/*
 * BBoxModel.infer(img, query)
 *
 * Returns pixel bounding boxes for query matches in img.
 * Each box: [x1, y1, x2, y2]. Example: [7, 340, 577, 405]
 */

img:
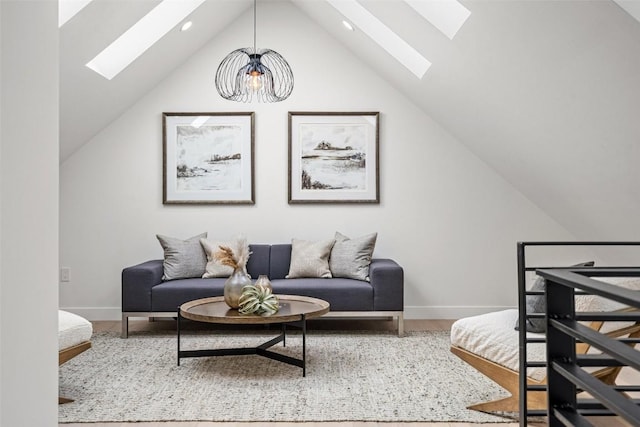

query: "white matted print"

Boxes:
[288, 112, 379, 203]
[163, 112, 254, 204]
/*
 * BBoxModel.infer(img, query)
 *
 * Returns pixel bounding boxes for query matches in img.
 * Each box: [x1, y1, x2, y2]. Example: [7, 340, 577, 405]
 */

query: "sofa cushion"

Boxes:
[269, 244, 292, 279]
[152, 277, 375, 312]
[151, 278, 225, 311]
[271, 278, 373, 311]
[247, 244, 271, 278]
[156, 233, 207, 281]
[451, 309, 547, 381]
[286, 238, 335, 279]
[330, 231, 377, 282]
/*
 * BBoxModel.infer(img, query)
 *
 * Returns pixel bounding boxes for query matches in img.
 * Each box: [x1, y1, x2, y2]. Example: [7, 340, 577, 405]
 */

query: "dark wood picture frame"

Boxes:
[163, 112, 255, 205]
[288, 111, 380, 204]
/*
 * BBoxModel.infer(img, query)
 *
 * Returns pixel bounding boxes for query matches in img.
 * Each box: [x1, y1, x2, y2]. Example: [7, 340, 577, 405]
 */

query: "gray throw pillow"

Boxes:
[515, 261, 595, 332]
[156, 233, 207, 281]
[329, 232, 378, 281]
[286, 238, 336, 279]
[516, 276, 548, 333]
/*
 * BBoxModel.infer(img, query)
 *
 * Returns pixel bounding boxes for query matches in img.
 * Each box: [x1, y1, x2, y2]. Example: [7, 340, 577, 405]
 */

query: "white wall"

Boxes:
[1, 1, 59, 425]
[0, 1, 3, 414]
[376, 0, 640, 244]
[60, 1, 575, 320]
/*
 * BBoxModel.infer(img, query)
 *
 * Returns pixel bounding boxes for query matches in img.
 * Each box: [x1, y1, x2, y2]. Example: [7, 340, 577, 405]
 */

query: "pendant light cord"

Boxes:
[253, 0, 257, 53]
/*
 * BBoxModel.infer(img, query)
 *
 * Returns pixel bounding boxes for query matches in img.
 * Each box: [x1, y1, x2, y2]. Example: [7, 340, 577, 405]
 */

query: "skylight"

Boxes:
[86, 0, 206, 80]
[404, 0, 470, 40]
[326, 0, 431, 79]
[59, 0, 93, 27]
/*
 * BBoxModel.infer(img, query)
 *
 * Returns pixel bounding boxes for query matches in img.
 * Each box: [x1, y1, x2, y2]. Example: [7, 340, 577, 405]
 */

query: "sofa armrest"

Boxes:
[122, 260, 164, 312]
[369, 258, 404, 311]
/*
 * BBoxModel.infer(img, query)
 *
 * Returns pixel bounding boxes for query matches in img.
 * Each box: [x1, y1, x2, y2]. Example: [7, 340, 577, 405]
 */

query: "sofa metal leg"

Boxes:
[121, 314, 128, 338]
[397, 313, 404, 337]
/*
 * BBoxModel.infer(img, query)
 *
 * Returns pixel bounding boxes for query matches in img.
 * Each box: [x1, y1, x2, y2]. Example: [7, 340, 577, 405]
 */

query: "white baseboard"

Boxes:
[60, 306, 516, 321]
[59, 307, 122, 321]
[404, 305, 516, 320]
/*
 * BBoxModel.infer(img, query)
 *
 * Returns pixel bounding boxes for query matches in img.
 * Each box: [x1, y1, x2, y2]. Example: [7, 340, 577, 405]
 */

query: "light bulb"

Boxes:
[248, 71, 262, 91]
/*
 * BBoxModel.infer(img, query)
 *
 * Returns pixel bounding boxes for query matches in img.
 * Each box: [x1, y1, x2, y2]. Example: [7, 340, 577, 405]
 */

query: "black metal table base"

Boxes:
[177, 312, 308, 376]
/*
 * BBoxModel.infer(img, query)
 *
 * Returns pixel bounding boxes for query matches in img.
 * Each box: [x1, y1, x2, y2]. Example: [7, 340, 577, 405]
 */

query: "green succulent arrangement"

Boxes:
[238, 283, 280, 316]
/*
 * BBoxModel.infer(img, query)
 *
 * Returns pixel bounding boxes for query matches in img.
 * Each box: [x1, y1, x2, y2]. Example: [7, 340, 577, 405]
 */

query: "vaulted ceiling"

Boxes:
[60, 0, 253, 160]
[60, 0, 640, 241]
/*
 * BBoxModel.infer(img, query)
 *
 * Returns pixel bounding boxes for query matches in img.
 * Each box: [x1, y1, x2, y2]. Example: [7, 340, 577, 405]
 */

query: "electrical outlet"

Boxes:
[60, 267, 70, 283]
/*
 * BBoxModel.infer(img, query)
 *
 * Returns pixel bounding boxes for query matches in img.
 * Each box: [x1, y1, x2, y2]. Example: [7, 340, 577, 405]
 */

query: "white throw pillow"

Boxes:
[329, 232, 377, 281]
[200, 238, 235, 278]
[286, 238, 336, 279]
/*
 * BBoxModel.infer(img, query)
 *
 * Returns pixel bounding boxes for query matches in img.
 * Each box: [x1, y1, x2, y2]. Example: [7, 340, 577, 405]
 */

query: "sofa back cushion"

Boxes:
[247, 244, 271, 278]
[269, 244, 292, 279]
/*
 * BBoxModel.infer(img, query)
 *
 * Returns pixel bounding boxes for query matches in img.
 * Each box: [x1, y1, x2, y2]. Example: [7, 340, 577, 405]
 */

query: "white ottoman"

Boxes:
[59, 310, 92, 403]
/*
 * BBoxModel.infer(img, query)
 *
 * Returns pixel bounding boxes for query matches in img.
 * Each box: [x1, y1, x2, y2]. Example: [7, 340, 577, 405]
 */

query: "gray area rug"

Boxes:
[59, 330, 512, 423]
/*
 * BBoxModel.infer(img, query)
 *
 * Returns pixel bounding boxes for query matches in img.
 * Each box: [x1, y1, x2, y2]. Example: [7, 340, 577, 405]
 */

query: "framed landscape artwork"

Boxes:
[163, 112, 254, 204]
[288, 112, 379, 204]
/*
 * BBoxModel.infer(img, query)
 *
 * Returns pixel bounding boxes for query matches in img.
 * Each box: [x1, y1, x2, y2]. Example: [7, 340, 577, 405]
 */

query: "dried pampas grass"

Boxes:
[213, 236, 251, 270]
[214, 246, 237, 269]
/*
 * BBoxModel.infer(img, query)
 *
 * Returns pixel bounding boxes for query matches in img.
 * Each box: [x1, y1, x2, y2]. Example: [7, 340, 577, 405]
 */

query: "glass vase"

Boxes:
[255, 274, 272, 292]
[224, 267, 252, 309]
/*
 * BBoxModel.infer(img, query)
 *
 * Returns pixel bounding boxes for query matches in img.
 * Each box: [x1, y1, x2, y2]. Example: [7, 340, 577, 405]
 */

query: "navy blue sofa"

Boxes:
[121, 244, 404, 337]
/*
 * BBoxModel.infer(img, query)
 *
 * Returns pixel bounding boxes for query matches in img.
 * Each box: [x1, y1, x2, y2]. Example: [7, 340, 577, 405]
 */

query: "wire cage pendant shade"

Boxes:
[216, 48, 293, 102]
[215, 1, 293, 102]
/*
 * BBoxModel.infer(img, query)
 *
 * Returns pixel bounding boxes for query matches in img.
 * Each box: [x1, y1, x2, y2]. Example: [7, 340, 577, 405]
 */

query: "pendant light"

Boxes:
[215, 0, 294, 102]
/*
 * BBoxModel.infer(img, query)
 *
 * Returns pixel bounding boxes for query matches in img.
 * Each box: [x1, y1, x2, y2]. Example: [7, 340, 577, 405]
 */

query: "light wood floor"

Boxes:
[60, 319, 631, 427]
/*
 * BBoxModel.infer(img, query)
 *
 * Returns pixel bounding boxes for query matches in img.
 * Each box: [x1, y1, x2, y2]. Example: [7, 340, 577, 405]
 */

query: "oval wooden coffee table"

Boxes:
[177, 295, 330, 377]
